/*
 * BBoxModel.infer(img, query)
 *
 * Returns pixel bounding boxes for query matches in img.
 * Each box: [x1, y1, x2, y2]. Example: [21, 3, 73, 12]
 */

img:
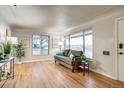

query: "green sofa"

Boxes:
[54, 49, 83, 72]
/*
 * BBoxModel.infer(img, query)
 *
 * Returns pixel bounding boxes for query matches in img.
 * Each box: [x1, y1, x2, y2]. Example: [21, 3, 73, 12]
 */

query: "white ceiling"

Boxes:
[0, 5, 122, 34]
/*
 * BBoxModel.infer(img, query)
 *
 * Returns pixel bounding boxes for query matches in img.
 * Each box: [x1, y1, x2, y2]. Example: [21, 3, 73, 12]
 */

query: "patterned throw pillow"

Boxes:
[69, 53, 75, 60]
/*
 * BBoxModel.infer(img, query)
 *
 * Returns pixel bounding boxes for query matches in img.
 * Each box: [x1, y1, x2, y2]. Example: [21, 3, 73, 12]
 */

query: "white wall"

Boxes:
[12, 30, 61, 63]
[63, 7, 124, 79]
[11, 7, 124, 79]
[0, 21, 9, 42]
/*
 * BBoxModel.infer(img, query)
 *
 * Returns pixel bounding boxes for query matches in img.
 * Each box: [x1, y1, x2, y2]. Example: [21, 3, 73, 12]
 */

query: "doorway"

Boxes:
[116, 17, 124, 82]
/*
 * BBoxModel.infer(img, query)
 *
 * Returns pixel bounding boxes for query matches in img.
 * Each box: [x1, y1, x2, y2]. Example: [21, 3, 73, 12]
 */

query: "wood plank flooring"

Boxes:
[0, 60, 124, 88]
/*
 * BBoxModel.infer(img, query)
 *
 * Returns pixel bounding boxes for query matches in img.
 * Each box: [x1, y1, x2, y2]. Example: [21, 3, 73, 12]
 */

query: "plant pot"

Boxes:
[5, 54, 11, 59]
[18, 61, 23, 64]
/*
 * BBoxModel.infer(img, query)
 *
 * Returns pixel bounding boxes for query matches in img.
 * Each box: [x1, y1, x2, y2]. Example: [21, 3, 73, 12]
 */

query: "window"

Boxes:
[64, 29, 93, 58]
[84, 30, 92, 58]
[70, 32, 83, 51]
[32, 35, 49, 55]
[64, 36, 70, 49]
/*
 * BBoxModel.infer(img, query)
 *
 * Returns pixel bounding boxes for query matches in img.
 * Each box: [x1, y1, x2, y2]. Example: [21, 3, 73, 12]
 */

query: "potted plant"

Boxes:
[3, 43, 12, 59]
[0, 71, 5, 78]
[15, 42, 25, 64]
[80, 55, 87, 62]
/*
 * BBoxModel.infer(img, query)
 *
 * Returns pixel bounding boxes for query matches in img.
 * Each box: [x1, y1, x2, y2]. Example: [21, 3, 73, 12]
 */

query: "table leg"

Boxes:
[88, 64, 89, 75]
[83, 64, 85, 76]
[55, 60, 56, 64]
[10, 60, 12, 76]
[13, 58, 14, 79]
[0, 67, 1, 81]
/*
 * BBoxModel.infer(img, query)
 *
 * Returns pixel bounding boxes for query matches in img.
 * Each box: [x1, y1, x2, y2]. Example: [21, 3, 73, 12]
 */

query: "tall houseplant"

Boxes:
[15, 42, 25, 63]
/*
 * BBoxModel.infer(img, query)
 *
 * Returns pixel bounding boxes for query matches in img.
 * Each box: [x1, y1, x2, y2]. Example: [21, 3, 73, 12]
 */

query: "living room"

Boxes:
[0, 5, 124, 88]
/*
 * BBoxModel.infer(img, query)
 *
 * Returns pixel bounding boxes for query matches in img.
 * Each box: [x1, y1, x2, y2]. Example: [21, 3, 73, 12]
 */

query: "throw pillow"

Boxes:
[69, 53, 75, 60]
[67, 49, 72, 57]
[64, 49, 70, 56]
[56, 52, 64, 56]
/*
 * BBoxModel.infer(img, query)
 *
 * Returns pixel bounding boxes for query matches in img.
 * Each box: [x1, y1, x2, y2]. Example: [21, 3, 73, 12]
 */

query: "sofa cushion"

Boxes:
[71, 50, 83, 57]
[54, 55, 72, 65]
[63, 49, 70, 56]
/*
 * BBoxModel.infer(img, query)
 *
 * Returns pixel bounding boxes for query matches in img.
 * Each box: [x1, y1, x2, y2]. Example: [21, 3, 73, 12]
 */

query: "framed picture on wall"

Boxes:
[52, 38, 59, 48]
[19, 36, 30, 48]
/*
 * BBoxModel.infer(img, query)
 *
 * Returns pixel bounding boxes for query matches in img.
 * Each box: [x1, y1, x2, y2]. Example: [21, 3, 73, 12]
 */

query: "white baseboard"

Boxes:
[23, 59, 54, 63]
[90, 69, 116, 80]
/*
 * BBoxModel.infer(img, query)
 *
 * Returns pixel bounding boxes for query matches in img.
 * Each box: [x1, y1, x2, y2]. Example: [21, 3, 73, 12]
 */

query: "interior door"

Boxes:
[118, 19, 124, 82]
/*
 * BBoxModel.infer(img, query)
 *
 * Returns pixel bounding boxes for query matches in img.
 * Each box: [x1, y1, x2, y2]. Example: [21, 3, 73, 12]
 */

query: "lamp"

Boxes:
[58, 41, 63, 46]
[58, 41, 63, 51]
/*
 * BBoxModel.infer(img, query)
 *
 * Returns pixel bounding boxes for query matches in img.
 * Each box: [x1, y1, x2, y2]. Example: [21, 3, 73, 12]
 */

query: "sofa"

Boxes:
[54, 49, 83, 72]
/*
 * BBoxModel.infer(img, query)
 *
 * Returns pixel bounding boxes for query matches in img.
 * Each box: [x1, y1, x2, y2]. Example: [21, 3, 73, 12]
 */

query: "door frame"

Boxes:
[115, 16, 124, 80]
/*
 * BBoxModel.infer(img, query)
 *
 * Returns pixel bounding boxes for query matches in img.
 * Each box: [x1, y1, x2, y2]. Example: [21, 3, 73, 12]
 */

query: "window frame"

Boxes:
[70, 32, 83, 51]
[83, 30, 93, 58]
[64, 36, 70, 50]
[32, 35, 50, 56]
[64, 28, 93, 58]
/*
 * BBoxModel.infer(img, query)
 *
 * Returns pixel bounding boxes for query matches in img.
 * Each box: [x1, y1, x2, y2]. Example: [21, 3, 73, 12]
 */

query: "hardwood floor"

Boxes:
[0, 60, 124, 88]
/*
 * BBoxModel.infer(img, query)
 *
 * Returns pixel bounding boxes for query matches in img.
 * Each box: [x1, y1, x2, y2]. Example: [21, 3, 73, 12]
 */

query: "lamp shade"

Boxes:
[58, 41, 63, 46]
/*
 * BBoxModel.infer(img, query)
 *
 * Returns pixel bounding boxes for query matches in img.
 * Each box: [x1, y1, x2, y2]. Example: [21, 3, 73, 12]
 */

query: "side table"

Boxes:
[79, 61, 89, 76]
[0, 57, 14, 82]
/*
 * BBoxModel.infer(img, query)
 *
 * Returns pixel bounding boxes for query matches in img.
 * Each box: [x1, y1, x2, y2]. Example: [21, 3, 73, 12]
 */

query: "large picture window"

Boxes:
[64, 29, 93, 58]
[70, 32, 83, 51]
[32, 35, 49, 55]
[64, 36, 70, 49]
[84, 30, 92, 58]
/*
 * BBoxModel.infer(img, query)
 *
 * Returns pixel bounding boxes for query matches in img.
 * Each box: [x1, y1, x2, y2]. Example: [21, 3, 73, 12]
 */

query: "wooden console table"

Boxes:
[0, 57, 14, 82]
